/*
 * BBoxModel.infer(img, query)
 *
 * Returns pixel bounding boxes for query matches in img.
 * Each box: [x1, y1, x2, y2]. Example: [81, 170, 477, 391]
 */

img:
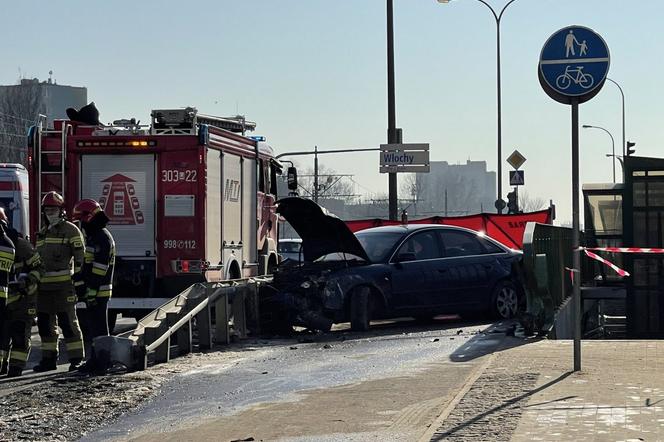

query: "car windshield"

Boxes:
[355, 231, 404, 263]
[279, 241, 301, 253]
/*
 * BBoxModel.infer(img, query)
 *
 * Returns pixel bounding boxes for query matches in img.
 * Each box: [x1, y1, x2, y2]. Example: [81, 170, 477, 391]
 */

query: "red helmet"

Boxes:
[42, 191, 65, 208]
[72, 199, 103, 223]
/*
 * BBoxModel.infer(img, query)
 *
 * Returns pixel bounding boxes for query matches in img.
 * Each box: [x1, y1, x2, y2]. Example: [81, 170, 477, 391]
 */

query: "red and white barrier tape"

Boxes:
[581, 246, 664, 254]
[582, 249, 630, 277]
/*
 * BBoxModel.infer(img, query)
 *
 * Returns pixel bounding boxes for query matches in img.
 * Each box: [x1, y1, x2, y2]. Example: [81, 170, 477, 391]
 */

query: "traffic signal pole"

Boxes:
[387, 0, 398, 221]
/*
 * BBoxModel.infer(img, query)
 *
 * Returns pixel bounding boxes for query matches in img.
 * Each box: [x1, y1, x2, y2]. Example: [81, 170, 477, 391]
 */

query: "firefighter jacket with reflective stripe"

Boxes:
[83, 228, 115, 299]
[35, 220, 85, 291]
[7, 230, 43, 305]
[0, 229, 15, 306]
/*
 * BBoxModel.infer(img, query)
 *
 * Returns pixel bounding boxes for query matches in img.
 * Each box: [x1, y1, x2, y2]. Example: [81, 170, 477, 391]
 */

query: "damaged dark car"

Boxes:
[268, 198, 524, 332]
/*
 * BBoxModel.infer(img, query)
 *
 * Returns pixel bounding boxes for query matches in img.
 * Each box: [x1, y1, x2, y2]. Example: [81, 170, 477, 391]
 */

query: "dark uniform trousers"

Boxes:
[82, 227, 115, 342]
[0, 233, 42, 371]
[0, 238, 15, 367]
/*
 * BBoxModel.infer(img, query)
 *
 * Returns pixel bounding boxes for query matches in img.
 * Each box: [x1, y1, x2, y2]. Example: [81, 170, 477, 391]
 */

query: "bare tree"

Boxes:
[0, 80, 44, 164]
[297, 164, 357, 204]
[518, 190, 548, 212]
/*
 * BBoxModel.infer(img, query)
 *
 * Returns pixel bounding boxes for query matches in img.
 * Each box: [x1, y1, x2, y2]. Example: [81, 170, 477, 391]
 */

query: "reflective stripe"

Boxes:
[0, 245, 15, 254]
[26, 285, 37, 295]
[91, 267, 107, 276]
[70, 237, 83, 248]
[44, 238, 67, 244]
[97, 283, 112, 297]
[9, 350, 28, 362]
[29, 270, 41, 282]
[26, 253, 41, 266]
[66, 341, 83, 350]
[41, 341, 58, 350]
[44, 270, 72, 277]
[74, 280, 84, 287]
[84, 252, 94, 263]
[85, 247, 95, 253]
[93, 262, 109, 271]
[41, 274, 72, 283]
[0, 350, 5, 359]
[0, 287, 7, 299]
[7, 294, 21, 304]
[74, 265, 82, 273]
[86, 288, 98, 298]
[35, 240, 45, 247]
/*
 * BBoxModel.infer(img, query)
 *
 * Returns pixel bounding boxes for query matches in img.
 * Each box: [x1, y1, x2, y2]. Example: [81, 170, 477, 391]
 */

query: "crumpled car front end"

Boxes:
[271, 260, 367, 332]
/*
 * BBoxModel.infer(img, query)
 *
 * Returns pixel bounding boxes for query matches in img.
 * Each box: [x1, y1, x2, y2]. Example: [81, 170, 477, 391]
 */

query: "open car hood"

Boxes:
[277, 197, 370, 262]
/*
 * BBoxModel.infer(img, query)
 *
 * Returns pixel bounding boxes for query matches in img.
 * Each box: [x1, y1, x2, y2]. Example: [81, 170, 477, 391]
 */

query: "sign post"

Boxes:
[379, 143, 430, 174]
[539, 25, 610, 372]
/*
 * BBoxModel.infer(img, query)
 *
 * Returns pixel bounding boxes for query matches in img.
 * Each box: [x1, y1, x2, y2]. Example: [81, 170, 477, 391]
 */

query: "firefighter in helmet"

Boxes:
[0, 207, 42, 377]
[33, 191, 86, 372]
[0, 210, 15, 374]
[72, 199, 115, 371]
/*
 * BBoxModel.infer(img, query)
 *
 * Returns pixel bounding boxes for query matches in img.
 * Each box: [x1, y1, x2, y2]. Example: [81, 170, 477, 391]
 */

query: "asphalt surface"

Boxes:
[83, 316, 512, 441]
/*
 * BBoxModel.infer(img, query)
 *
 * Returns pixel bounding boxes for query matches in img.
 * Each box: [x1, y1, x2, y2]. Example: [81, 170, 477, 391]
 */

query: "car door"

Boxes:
[389, 230, 444, 313]
[437, 230, 496, 308]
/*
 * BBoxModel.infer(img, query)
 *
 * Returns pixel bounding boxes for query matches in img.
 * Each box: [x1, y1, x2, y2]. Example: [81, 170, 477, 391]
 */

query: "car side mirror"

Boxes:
[287, 166, 298, 190]
[395, 252, 416, 264]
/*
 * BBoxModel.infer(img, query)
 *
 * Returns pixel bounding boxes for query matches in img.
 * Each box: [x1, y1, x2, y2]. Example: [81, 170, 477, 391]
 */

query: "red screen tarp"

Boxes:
[344, 209, 553, 250]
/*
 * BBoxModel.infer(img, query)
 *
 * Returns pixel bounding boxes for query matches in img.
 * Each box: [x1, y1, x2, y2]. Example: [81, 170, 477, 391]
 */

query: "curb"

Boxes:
[417, 352, 496, 442]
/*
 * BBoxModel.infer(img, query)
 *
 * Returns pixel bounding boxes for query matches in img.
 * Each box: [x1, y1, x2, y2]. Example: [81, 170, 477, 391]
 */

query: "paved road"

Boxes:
[84, 316, 515, 442]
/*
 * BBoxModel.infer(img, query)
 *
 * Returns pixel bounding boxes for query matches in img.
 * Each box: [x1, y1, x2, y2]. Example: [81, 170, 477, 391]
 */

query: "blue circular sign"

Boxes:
[539, 26, 610, 102]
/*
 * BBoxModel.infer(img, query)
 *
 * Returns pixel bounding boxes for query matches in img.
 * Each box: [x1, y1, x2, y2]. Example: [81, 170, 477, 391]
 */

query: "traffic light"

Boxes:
[507, 190, 518, 214]
[626, 141, 636, 157]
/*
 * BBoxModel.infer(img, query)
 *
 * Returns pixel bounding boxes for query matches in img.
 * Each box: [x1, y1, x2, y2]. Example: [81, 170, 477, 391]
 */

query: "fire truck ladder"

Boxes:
[35, 119, 70, 230]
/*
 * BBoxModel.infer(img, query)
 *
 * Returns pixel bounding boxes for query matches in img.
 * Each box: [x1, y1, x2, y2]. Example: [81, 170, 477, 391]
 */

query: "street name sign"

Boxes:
[509, 170, 525, 186]
[379, 143, 430, 173]
[507, 150, 526, 170]
[539, 25, 610, 104]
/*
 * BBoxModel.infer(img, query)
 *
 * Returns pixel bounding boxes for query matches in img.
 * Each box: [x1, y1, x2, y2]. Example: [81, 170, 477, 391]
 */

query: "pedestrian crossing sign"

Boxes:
[509, 170, 525, 186]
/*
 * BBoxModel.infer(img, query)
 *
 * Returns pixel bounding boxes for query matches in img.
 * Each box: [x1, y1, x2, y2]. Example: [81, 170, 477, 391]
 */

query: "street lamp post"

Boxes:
[583, 124, 616, 183]
[438, 0, 519, 213]
[606, 78, 626, 158]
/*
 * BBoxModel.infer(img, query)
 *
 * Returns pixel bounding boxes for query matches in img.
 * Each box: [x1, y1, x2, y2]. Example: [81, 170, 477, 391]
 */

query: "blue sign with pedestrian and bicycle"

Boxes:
[539, 26, 610, 100]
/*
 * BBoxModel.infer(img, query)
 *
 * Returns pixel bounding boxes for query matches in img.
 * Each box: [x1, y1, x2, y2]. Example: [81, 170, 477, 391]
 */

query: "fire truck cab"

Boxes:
[0, 164, 30, 235]
[28, 107, 282, 317]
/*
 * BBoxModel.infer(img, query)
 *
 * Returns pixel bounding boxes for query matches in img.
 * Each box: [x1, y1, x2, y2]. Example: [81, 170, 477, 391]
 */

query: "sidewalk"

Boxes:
[426, 340, 664, 441]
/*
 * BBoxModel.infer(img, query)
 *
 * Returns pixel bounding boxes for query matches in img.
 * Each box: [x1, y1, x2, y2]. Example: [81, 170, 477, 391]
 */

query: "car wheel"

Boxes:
[350, 286, 371, 331]
[491, 280, 519, 319]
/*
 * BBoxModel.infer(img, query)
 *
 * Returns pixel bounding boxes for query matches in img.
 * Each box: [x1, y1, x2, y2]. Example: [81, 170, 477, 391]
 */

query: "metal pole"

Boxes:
[572, 99, 581, 372]
[387, 0, 398, 221]
[314, 145, 319, 203]
[495, 18, 502, 214]
[607, 78, 626, 158]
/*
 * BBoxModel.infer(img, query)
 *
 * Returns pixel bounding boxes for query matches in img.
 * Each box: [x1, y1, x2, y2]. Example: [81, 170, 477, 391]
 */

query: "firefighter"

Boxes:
[0, 208, 42, 377]
[0, 212, 15, 375]
[33, 191, 86, 372]
[71, 199, 115, 371]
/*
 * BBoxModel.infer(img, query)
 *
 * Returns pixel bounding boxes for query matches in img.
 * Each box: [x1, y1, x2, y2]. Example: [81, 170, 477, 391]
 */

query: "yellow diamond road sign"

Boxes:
[507, 150, 526, 170]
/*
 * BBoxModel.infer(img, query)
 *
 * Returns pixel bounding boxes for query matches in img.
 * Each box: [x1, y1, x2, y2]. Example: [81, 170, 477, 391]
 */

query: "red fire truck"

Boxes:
[27, 107, 282, 321]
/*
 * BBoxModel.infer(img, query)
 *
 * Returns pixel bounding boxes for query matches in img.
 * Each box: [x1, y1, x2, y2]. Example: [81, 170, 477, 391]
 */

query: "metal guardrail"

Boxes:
[521, 222, 578, 336]
[91, 276, 273, 371]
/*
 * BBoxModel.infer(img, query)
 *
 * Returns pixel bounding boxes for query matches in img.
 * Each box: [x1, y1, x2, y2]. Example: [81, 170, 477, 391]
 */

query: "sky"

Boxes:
[2, 0, 663, 223]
